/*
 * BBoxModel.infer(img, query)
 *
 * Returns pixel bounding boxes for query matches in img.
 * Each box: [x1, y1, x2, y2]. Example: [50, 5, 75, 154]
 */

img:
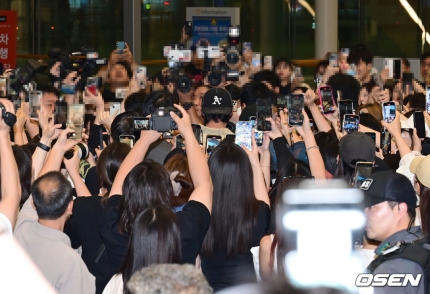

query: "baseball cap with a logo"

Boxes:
[359, 171, 417, 209]
[202, 88, 233, 115]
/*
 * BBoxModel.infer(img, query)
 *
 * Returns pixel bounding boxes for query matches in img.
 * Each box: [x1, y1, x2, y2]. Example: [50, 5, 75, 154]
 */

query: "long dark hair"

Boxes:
[12, 146, 32, 205]
[98, 142, 131, 203]
[120, 206, 182, 294]
[118, 161, 173, 235]
[200, 143, 260, 257]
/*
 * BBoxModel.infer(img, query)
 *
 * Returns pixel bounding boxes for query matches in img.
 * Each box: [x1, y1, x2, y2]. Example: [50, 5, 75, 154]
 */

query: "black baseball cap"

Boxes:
[202, 88, 233, 115]
[339, 132, 375, 168]
[359, 171, 417, 209]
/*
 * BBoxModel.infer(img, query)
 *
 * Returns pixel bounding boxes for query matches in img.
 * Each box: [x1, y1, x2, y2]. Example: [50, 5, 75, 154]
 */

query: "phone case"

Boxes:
[318, 86, 335, 114]
[235, 121, 252, 151]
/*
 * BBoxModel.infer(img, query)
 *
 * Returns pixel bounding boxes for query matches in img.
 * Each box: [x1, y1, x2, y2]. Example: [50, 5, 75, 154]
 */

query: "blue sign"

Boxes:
[192, 16, 231, 46]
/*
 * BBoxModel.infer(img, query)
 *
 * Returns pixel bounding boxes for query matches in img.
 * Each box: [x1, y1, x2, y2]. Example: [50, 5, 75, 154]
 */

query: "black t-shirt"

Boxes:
[239, 104, 256, 121]
[99, 196, 210, 272]
[279, 84, 292, 95]
[64, 195, 112, 294]
[200, 201, 271, 292]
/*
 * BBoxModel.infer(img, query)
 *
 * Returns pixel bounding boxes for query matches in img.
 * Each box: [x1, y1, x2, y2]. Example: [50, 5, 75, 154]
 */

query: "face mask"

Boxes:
[236, 106, 242, 116]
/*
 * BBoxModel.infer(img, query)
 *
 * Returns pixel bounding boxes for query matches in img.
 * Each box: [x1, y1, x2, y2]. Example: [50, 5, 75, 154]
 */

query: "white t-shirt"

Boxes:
[103, 274, 123, 294]
[0, 212, 12, 235]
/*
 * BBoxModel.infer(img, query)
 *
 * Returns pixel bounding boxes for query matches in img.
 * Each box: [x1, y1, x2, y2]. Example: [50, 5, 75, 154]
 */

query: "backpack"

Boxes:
[367, 236, 430, 294]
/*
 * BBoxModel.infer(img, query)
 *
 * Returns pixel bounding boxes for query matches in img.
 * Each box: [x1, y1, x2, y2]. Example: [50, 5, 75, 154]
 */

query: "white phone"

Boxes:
[110, 102, 120, 117]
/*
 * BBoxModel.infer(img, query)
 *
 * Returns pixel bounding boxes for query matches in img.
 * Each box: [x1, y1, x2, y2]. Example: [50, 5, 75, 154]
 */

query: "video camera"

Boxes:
[165, 45, 193, 93]
[9, 59, 47, 94]
[133, 107, 182, 133]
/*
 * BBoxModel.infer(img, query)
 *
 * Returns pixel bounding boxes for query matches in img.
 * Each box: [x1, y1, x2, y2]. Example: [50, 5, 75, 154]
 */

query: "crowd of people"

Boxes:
[2, 26, 430, 294]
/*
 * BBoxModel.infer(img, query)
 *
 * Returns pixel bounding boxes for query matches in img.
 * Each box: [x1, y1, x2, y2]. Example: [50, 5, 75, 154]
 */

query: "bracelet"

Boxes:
[37, 142, 51, 152]
[306, 145, 319, 151]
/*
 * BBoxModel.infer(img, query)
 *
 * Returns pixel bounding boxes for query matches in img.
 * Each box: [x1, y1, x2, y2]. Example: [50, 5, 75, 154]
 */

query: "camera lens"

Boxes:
[226, 51, 239, 65]
[208, 71, 222, 87]
[176, 76, 192, 93]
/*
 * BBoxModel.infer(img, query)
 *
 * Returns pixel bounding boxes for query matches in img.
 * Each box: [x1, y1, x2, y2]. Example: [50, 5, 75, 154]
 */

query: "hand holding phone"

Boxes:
[116, 41, 125, 54]
[343, 114, 360, 134]
[353, 162, 373, 188]
[235, 121, 253, 151]
[288, 94, 304, 126]
[318, 86, 335, 114]
[382, 102, 396, 124]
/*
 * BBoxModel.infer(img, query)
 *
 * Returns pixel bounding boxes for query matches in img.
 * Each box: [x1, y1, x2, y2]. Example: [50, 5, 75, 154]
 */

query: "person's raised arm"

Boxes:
[109, 128, 162, 197]
[295, 110, 326, 180]
[63, 150, 92, 197]
[304, 89, 332, 133]
[266, 115, 294, 171]
[32, 110, 62, 181]
[170, 104, 213, 212]
[0, 99, 21, 228]
[241, 133, 270, 207]
[381, 111, 411, 159]
[13, 109, 26, 145]
[258, 133, 271, 192]
[38, 129, 80, 178]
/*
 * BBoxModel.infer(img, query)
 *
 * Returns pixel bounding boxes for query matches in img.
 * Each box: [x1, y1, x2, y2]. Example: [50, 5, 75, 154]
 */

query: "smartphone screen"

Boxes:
[294, 67, 302, 77]
[263, 56, 273, 70]
[338, 100, 353, 130]
[426, 86, 430, 113]
[354, 162, 373, 188]
[252, 53, 261, 67]
[136, 66, 147, 89]
[242, 42, 252, 53]
[365, 132, 376, 145]
[29, 90, 42, 119]
[414, 111, 426, 139]
[402, 72, 413, 93]
[277, 96, 289, 109]
[86, 77, 99, 96]
[120, 135, 135, 148]
[255, 130, 263, 147]
[319, 86, 335, 114]
[116, 41, 125, 54]
[249, 116, 257, 129]
[288, 94, 304, 126]
[176, 135, 185, 149]
[235, 121, 253, 151]
[133, 117, 150, 131]
[381, 129, 391, 155]
[256, 98, 272, 131]
[206, 136, 221, 156]
[343, 114, 360, 134]
[192, 124, 203, 145]
[67, 104, 85, 139]
[329, 53, 339, 67]
[382, 102, 396, 123]
[110, 102, 120, 117]
[54, 100, 68, 129]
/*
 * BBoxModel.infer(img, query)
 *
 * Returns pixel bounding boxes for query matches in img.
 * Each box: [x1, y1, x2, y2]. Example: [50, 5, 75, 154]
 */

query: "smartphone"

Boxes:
[116, 41, 125, 54]
[318, 86, 335, 114]
[54, 100, 68, 129]
[385, 58, 401, 80]
[256, 98, 272, 131]
[206, 135, 222, 156]
[235, 121, 253, 151]
[338, 100, 354, 131]
[382, 101, 396, 124]
[86, 77, 99, 96]
[365, 132, 376, 145]
[249, 116, 257, 129]
[110, 102, 120, 117]
[289, 94, 304, 126]
[163, 46, 172, 58]
[184, 21, 192, 37]
[402, 72, 413, 93]
[119, 135, 135, 148]
[98, 128, 105, 151]
[294, 67, 302, 78]
[136, 66, 147, 90]
[414, 111, 426, 139]
[381, 128, 391, 156]
[343, 114, 360, 134]
[29, 90, 42, 119]
[176, 134, 185, 149]
[132, 117, 150, 131]
[255, 130, 263, 147]
[329, 52, 339, 67]
[67, 104, 85, 139]
[426, 86, 430, 113]
[277, 96, 289, 109]
[242, 42, 252, 53]
[263, 56, 273, 70]
[340, 48, 350, 58]
[252, 53, 261, 67]
[354, 162, 373, 188]
[191, 124, 203, 145]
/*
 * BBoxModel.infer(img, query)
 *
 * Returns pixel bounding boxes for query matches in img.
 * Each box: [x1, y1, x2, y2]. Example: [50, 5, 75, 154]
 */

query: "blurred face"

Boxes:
[369, 85, 381, 103]
[364, 201, 398, 241]
[109, 64, 130, 84]
[359, 88, 369, 105]
[193, 86, 208, 118]
[275, 62, 291, 82]
[356, 60, 372, 82]
[41, 92, 58, 115]
[420, 57, 430, 80]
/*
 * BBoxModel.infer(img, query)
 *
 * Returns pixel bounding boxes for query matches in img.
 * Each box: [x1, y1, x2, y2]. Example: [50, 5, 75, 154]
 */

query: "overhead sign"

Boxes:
[186, 7, 240, 47]
[0, 10, 17, 69]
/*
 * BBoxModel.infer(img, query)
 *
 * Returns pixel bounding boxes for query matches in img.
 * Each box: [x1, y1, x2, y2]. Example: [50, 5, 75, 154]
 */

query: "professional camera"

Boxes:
[151, 107, 182, 132]
[225, 26, 241, 66]
[9, 59, 47, 94]
[64, 142, 89, 160]
[0, 102, 17, 127]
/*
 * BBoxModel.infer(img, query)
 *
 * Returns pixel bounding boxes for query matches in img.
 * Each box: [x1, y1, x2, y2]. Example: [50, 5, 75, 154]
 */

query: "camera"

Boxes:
[197, 46, 221, 59]
[0, 102, 17, 127]
[64, 142, 89, 160]
[168, 49, 192, 63]
[9, 59, 47, 94]
[167, 67, 193, 93]
[151, 107, 182, 132]
[227, 26, 240, 46]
